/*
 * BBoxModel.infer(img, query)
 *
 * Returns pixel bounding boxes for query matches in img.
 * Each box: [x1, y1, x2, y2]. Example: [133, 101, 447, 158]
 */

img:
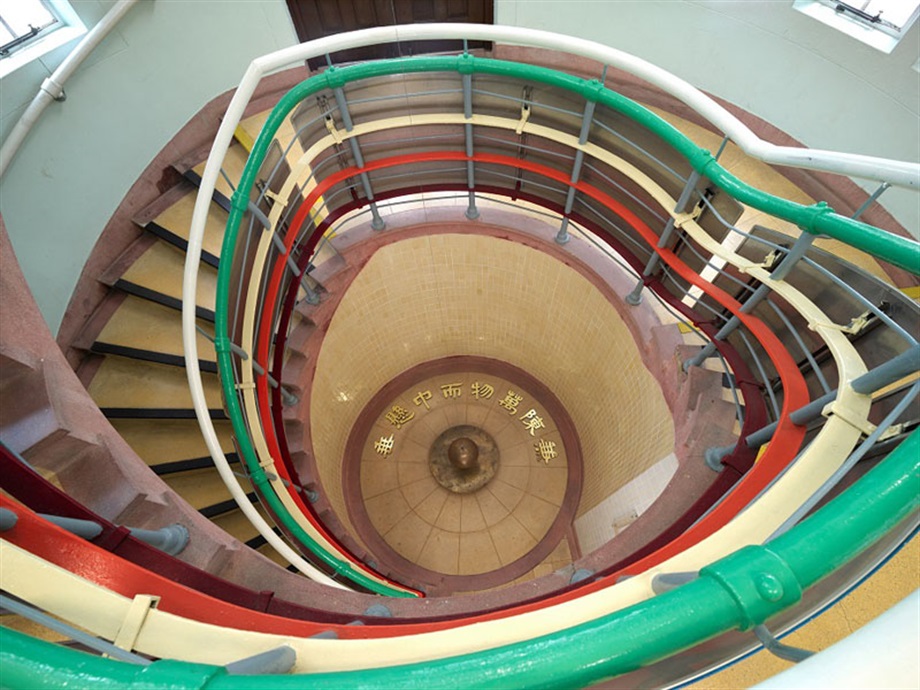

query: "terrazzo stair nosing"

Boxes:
[246, 526, 284, 552]
[179, 167, 232, 213]
[90, 342, 218, 374]
[131, 178, 199, 226]
[112, 279, 216, 323]
[300, 251, 349, 291]
[99, 407, 227, 420]
[97, 232, 158, 287]
[245, 534, 268, 550]
[199, 492, 258, 519]
[151, 453, 240, 476]
[170, 139, 222, 177]
[67, 291, 129, 357]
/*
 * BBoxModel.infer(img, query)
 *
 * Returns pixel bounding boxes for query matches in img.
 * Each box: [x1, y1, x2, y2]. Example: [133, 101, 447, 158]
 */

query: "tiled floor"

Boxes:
[360, 372, 571, 582]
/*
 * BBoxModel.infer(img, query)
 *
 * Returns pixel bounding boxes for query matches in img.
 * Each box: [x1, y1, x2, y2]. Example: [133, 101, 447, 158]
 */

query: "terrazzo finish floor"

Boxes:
[359, 372, 571, 582]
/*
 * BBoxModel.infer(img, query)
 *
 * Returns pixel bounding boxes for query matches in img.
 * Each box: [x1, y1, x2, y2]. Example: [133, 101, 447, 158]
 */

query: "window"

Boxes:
[793, 0, 920, 53]
[0, 0, 58, 56]
[0, 0, 85, 79]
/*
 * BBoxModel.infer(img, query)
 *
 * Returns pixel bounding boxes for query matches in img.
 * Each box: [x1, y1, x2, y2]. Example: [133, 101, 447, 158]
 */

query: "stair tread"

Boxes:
[151, 192, 228, 260]
[120, 241, 217, 311]
[110, 418, 235, 466]
[191, 141, 249, 201]
[210, 501, 275, 543]
[88, 357, 223, 409]
[237, 111, 271, 148]
[311, 239, 345, 270]
[161, 467, 233, 512]
[239, 108, 307, 175]
[94, 295, 216, 361]
[257, 541, 294, 569]
[91, 343, 217, 374]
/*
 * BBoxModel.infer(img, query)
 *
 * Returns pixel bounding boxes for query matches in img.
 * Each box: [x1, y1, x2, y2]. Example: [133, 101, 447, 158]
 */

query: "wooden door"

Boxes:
[286, 0, 494, 69]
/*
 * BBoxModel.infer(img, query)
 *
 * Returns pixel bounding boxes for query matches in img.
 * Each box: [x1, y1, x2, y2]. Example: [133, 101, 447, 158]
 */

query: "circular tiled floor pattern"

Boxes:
[357, 370, 571, 579]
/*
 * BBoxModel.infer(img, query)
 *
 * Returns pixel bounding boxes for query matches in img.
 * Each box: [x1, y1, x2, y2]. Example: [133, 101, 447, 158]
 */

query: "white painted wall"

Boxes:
[1, 0, 917, 331]
[574, 452, 678, 556]
[497, 0, 920, 236]
[0, 0, 297, 333]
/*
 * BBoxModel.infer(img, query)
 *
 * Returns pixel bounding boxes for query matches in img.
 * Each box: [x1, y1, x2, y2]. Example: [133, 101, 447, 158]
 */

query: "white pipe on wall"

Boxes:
[0, 0, 141, 179]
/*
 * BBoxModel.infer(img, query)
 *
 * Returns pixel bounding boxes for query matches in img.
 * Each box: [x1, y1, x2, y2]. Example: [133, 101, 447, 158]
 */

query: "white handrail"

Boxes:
[249, 23, 920, 189]
[182, 23, 919, 585]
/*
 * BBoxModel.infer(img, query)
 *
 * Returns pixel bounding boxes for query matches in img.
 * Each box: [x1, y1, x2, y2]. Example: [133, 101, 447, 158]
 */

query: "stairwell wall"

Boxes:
[0, 0, 298, 334]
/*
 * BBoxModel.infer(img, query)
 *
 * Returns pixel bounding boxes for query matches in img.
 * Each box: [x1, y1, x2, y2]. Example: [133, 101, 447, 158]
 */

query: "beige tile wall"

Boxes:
[311, 233, 674, 536]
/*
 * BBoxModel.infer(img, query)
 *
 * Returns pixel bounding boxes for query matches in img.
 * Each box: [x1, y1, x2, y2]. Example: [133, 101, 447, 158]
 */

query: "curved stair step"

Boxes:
[179, 140, 250, 209]
[92, 295, 217, 368]
[144, 221, 220, 269]
[117, 241, 217, 313]
[108, 418, 236, 469]
[161, 467, 237, 513]
[87, 357, 223, 410]
[145, 196, 228, 261]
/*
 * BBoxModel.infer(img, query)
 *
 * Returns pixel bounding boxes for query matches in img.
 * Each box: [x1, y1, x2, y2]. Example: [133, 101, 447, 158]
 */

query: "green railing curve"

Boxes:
[213, 53, 920, 595]
[2, 429, 916, 688]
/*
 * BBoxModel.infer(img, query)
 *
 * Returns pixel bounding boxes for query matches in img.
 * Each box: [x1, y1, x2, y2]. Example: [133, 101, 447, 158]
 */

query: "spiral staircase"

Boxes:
[1, 22, 919, 689]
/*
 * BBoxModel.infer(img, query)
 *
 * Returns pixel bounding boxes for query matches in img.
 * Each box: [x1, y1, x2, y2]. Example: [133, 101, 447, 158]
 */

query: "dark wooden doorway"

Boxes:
[285, 0, 494, 70]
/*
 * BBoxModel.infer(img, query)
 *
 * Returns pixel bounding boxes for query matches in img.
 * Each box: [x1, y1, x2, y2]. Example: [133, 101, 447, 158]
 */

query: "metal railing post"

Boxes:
[128, 524, 190, 556]
[683, 282, 771, 370]
[745, 344, 920, 448]
[851, 182, 891, 221]
[463, 71, 480, 220]
[333, 86, 385, 230]
[626, 170, 702, 305]
[556, 96, 597, 244]
[0, 507, 17, 531]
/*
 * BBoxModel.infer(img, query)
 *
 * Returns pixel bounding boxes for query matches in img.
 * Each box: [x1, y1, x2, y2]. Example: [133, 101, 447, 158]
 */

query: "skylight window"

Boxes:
[793, 0, 920, 53]
[0, 0, 85, 79]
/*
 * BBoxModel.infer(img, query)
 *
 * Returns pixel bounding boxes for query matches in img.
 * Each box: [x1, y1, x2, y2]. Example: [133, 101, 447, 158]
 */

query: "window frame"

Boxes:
[0, 0, 86, 80]
[793, 0, 920, 53]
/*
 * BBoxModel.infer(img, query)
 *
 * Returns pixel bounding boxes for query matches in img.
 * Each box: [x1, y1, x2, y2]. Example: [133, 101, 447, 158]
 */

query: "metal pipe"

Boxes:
[851, 182, 891, 221]
[128, 524, 189, 556]
[0, 594, 151, 665]
[651, 571, 698, 594]
[627, 170, 702, 305]
[753, 624, 814, 663]
[684, 282, 771, 369]
[746, 344, 920, 447]
[770, 231, 816, 282]
[0, 507, 18, 531]
[767, 300, 832, 395]
[335, 86, 385, 230]
[556, 99, 596, 244]
[38, 513, 103, 539]
[464, 103, 479, 217]
[852, 344, 920, 395]
[224, 646, 296, 675]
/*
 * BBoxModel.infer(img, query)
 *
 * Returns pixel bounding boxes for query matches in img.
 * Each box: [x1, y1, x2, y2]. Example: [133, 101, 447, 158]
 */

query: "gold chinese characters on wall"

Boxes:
[371, 377, 560, 465]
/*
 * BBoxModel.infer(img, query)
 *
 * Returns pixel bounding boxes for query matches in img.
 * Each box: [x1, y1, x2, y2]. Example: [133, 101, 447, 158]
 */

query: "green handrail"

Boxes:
[215, 53, 919, 596]
[2, 429, 916, 688]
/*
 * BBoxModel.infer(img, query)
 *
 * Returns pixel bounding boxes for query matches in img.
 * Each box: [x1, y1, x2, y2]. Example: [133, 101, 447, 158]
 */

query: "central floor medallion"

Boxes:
[344, 358, 582, 593]
[429, 425, 499, 494]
